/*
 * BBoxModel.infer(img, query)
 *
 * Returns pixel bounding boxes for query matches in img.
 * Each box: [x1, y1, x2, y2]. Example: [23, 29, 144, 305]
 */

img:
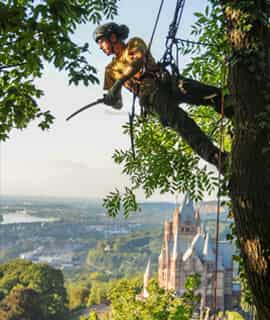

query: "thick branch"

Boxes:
[0, 63, 25, 71]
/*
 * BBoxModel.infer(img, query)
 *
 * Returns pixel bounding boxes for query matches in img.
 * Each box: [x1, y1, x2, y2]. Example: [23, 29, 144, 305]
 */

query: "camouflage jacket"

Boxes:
[103, 37, 160, 98]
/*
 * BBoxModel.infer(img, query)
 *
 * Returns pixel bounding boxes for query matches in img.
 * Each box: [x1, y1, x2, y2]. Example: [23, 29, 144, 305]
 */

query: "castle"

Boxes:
[156, 195, 238, 311]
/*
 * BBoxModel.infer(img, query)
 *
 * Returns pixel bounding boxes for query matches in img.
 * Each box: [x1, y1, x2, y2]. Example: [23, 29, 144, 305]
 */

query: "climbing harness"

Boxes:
[159, 0, 213, 75]
[128, 0, 187, 158]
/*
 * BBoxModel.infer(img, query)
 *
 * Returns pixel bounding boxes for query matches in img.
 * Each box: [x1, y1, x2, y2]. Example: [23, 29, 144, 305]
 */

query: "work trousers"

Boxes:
[174, 76, 222, 112]
[139, 74, 228, 118]
[138, 74, 226, 167]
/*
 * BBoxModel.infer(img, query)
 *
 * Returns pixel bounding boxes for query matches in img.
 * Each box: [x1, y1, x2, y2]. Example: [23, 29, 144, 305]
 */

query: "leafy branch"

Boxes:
[103, 116, 218, 217]
[0, 0, 119, 139]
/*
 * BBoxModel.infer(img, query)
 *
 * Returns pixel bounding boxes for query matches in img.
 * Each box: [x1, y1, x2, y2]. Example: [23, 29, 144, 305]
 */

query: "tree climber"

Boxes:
[94, 22, 232, 172]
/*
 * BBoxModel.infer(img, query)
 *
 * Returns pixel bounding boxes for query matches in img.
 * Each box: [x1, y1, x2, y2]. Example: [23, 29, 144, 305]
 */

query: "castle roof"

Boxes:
[180, 194, 195, 225]
[182, 233, 203, 262]
[182, 231, 231, 271]
[202, 233, 215, 263]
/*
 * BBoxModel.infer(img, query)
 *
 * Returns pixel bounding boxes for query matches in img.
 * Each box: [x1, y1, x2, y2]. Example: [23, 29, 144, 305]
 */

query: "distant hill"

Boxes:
[198, 200, 228, 216]
[0, 196, 227, 225]
[133, 200, 228, 224]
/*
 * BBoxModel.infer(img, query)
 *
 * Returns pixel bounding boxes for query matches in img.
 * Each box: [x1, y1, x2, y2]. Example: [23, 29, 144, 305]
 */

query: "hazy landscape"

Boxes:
[0, 195, 231, 279]
[0, 195, 243, 320]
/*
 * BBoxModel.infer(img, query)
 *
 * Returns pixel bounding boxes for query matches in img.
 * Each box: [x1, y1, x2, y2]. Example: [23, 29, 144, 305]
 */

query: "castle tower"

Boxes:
[159, 194, 200, 293]
[169, 225, 181, 292]
[178, 194, 198, 252]
[158, 246, 166, 287]
[158, 195, 234, 312]
[164, 220, 173, 242]
[172, 206, 180, 236]
[180, 194, 196, 233]
[158, 220, 173, 290]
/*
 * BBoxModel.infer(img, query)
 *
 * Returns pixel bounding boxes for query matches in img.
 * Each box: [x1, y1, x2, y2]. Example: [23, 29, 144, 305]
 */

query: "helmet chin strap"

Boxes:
[110, 40, 116, 54]
[106, 33, 119, 55]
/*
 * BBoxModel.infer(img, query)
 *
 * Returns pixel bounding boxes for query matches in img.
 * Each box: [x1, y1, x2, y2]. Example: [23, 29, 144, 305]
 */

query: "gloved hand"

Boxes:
[103, 79, 124, 108]
[104, 94, 123, 109]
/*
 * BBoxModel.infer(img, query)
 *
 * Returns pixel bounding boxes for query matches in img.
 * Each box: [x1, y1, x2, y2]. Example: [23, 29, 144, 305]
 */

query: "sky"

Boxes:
[0, 0, 209, 201]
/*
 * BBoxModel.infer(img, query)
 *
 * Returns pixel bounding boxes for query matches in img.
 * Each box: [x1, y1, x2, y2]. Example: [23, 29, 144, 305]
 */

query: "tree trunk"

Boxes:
[224, 1, 270, 318]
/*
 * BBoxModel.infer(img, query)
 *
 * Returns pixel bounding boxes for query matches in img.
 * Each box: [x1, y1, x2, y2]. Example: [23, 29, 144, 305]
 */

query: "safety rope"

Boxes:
[148, 0, 165, 53]
[128, 0, 166, 159]
[129, 93, 137, 159]
[212, 68, 226, 320]
[168, 0, 186, 40]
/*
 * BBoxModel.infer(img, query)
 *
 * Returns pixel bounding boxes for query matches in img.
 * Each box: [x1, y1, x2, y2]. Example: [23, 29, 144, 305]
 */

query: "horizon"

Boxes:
[0, 193, 221, 208]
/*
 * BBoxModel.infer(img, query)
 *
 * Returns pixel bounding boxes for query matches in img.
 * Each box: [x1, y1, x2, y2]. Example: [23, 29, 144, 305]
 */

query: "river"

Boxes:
[1, 210, 56, 224]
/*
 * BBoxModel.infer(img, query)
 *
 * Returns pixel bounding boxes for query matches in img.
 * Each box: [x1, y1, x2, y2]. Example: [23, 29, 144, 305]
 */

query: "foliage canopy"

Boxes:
[0, 0, 119, 140]
[0, 259, 68, 319]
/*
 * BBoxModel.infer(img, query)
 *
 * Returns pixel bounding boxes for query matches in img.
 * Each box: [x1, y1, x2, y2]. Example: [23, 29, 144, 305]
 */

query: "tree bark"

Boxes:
[223, 1, 270, 318]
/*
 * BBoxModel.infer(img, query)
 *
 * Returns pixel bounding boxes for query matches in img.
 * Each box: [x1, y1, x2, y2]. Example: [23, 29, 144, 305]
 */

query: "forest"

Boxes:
[0, 259, 244, 320]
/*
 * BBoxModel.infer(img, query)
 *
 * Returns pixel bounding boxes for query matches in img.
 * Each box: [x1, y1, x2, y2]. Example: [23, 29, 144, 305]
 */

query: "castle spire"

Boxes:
[143, 258, 151, 298]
